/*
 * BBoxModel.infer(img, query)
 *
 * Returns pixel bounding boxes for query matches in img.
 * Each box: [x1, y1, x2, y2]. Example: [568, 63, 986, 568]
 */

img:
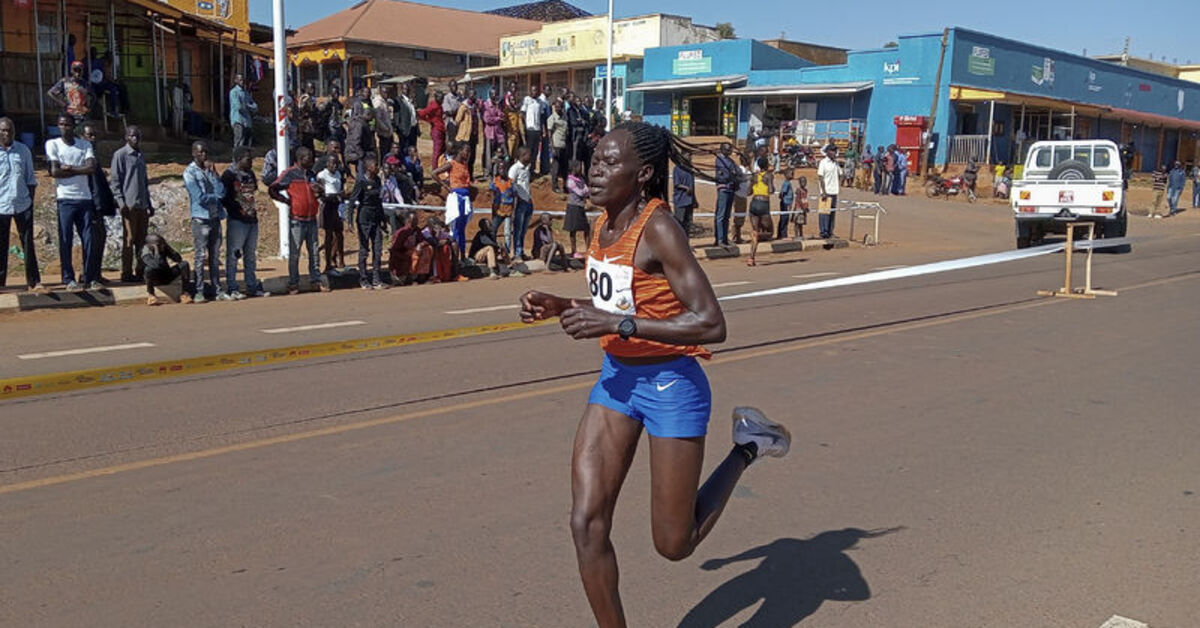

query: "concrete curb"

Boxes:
[3, 238, 849, 312]
[699, 238, 848, 260]
[4, 259, 552, 312]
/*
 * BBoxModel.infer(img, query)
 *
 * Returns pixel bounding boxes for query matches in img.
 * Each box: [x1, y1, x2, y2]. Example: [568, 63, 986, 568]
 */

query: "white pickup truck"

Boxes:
[1011, 140, 1127, 249]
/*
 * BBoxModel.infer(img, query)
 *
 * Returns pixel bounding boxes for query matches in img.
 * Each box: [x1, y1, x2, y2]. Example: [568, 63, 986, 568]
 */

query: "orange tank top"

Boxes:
[585, 199, 711, 359]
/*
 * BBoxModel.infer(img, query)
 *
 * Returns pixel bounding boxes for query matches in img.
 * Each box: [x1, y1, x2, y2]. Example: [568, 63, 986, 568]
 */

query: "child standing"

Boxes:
[563, 160, 590, 259]
[793, 175, 809, 239]
[317, 154, 347, 275]
[350, 155, 386, 289]
[404, 145, 425, 192]
[489, 158, 515, 255]
[776, 168, 795, 240]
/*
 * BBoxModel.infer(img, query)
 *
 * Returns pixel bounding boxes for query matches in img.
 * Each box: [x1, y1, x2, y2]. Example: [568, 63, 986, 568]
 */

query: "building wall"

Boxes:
[948, 29, 1200, 122]
[749, 33, 947, 160]
[659, 15, 719, 49]
[347, 42, 485, 79]
[762, 40, 848, 66]
[641, 40, 811, 131]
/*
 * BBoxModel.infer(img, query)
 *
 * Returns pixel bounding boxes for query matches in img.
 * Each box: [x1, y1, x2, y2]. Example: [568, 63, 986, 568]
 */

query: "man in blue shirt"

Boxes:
[229, 74, 257, 148]
[713, 142, 738, 247]
[0, 118, 44, 292]
[1166, 161, 1186, 217]
[183, 141, 226, 301]
[672, 157, 696, 235]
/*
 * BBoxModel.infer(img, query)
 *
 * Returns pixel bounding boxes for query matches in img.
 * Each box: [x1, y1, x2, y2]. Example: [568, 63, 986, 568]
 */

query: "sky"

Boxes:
[249, 0, 1198, 65]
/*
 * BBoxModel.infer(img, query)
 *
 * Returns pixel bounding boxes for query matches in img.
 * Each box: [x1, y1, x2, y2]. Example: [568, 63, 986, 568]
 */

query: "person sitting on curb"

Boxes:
[141, 233, 193, 305]
[468, 217, 506, 280]
[531, 212, 569, 271]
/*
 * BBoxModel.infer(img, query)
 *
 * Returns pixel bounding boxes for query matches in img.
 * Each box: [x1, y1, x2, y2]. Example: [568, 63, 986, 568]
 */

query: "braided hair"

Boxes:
[610, 121, 720, 204]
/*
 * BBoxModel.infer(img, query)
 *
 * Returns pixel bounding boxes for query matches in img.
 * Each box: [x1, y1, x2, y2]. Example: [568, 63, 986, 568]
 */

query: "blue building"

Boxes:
[634, 29, 1200, 171]
[630, 39, 812, 137]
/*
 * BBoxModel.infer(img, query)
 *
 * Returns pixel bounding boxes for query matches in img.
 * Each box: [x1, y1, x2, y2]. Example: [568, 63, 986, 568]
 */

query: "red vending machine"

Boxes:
[894, 116, 927, 173]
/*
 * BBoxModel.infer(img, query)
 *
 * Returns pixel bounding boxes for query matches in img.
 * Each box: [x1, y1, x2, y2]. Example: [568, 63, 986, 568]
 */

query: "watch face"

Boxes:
[618, 317, 636, 338]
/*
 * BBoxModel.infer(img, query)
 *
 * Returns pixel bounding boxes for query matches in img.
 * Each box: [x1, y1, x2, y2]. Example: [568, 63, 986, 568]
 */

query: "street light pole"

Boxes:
[604, 0, 613, 131]
[273, 0, 290, 258]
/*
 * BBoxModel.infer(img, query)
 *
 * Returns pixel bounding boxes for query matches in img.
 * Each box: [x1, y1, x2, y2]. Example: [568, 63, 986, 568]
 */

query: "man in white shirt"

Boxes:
[816, 145, 841, 239]
[507, 145, 534, 260]
[45, 113, 98, 290]
[521, 87, 544, 176]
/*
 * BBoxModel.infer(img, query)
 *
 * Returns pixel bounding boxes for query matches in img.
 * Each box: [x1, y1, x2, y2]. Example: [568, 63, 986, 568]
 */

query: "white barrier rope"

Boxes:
[719, 238, 1132, 301]
[379, 197, 880, 219]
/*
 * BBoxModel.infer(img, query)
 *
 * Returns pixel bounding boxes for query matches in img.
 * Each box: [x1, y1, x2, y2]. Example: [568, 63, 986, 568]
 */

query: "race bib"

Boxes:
[586, 256, 635, 315]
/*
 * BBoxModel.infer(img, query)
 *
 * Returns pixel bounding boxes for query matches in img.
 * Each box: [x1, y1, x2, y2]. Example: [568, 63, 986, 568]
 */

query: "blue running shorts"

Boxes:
[587, 353, 712, 438]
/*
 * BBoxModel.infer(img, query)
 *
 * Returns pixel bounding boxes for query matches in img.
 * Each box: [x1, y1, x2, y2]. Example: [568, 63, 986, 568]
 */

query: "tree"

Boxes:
[883, 41, 899, 49]
[716, 22, 736, 39]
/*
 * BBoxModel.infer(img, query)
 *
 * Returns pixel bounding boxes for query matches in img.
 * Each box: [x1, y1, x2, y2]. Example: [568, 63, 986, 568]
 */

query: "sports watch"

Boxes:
[617, 316, 637, 340]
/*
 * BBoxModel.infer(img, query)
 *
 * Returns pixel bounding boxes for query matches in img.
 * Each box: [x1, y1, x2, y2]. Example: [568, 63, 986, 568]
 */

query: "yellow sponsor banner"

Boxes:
[291, 44, 349, 66]
[499, 15, 662, 68]
[0, 320, 545, 401]
[164, 0, 250, 35]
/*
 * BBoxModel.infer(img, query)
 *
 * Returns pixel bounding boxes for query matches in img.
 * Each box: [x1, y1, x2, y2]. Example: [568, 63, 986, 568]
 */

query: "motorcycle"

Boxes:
[924, 173, 976, 202]
[783, 144, 813, 169]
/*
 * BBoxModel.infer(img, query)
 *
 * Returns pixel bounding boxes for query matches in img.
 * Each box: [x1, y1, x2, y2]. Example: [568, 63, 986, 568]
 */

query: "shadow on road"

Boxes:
[678, 527, 903, 627]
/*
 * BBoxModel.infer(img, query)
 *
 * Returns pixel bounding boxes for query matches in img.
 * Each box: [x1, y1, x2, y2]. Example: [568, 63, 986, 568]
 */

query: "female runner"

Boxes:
[519, 122, 792, 627]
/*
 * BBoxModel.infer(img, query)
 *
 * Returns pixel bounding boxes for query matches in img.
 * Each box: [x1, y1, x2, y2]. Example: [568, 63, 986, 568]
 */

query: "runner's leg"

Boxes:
[647, 435, 749, 561]
[570, 404, 643, 628]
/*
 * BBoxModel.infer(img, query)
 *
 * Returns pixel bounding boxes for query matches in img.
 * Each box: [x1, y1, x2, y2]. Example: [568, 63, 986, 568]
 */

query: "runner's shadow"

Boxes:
[678, 527, 903, 628]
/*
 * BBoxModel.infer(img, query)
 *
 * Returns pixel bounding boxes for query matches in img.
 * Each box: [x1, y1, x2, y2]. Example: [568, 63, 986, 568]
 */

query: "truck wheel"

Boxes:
[1101, 211, 1131, 253]
[1016, 222, 1033, 249]
[1047, 159, 1095, 181]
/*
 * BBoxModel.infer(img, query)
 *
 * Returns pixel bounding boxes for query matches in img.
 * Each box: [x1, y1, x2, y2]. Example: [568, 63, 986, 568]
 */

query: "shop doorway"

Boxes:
[687, 96, 721, 136]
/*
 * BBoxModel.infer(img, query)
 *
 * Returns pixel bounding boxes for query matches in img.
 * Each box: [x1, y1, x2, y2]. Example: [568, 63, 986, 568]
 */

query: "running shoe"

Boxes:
[87, 281, 103, 290]
[216, 292, 235, 301]
[230, 291, 246, 300]
[372, 281, 386, 290]
[193, 292, 207, 304]
[732, 406, 791, 459]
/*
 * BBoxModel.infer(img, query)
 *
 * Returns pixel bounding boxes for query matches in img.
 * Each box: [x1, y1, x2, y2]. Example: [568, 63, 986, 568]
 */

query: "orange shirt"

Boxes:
[449, 161, 471, 189]
[585, 199, 711, 359]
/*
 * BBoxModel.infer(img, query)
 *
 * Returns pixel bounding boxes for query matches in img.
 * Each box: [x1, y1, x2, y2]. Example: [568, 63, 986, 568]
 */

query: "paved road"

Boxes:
[1, 197, 1198, 627]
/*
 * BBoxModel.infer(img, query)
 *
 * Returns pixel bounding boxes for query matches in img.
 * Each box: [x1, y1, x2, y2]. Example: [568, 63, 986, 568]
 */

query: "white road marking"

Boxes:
[872, 264, 910, 271]
[792, 272, 840, 279]
[1098, 615, 1149, 628]
[444, 304, 520, 315]
[259, 320, 367, 334]
[711, 281, 754, 288]
[18, 342, 156, 360]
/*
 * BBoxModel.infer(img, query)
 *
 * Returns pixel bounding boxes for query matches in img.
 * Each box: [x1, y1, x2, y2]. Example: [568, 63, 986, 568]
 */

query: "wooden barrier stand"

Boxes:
[1037, 222, 1118, 299]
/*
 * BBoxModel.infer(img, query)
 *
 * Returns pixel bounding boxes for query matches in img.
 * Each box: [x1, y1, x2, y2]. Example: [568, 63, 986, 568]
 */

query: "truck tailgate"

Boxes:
[1013, 181, 1122, 218]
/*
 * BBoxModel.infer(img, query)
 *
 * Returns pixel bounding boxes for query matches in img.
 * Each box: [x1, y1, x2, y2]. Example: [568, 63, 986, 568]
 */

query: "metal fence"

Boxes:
[948, 135, 989, 164]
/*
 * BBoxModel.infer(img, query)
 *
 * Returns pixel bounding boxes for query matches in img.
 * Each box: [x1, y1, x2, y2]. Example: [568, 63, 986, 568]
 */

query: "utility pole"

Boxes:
[273, 0, 290, 258]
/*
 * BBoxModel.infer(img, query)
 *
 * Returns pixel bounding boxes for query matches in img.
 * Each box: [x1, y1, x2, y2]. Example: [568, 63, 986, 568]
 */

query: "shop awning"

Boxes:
[950, 85, 1200, 131]
[723, 81, 874, 97]
[1103, 106, 1200, 132]
[626, 75, 747, 93]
